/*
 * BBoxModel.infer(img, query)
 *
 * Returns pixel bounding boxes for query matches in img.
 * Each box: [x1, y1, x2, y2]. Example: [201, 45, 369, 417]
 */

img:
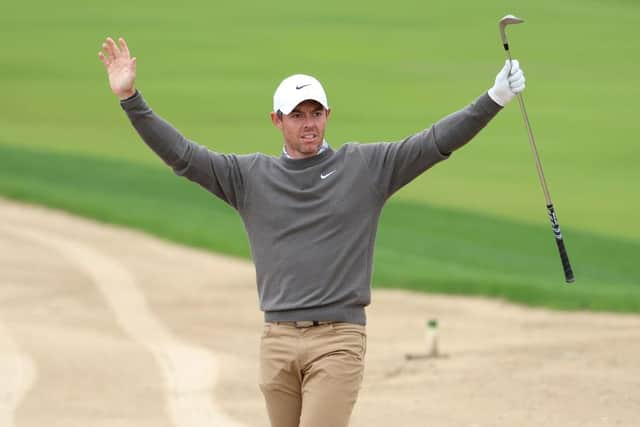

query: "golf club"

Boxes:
[499, 14, 575, 283]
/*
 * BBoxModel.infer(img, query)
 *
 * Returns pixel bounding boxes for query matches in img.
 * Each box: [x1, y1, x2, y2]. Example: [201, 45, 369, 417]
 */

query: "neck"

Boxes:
[283, 140, 329, 160]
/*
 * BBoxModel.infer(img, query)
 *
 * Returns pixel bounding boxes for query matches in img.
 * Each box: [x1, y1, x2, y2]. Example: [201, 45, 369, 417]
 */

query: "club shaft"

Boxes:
[504, 51, 553, 205]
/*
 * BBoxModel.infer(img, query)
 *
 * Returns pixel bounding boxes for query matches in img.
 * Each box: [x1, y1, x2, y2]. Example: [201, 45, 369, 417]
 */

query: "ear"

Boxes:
[270, 111, 283, 129]
[325, 108, 331, 120]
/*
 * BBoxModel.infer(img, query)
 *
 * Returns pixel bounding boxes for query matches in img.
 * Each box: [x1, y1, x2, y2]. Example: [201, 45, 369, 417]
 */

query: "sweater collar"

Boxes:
[279, 141, 334, 170]
[282, 139, 329, 159]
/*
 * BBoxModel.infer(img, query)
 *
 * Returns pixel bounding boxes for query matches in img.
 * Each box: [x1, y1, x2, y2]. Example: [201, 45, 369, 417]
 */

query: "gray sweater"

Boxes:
[121, 92, 501, 325]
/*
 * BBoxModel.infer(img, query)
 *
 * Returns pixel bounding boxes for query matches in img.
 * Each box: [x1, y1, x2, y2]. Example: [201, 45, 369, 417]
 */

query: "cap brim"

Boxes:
[279, 96, 329, 115]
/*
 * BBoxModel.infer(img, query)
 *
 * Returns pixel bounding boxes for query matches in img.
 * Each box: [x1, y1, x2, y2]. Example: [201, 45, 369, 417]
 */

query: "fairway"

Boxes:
[2, 0, 639, 311]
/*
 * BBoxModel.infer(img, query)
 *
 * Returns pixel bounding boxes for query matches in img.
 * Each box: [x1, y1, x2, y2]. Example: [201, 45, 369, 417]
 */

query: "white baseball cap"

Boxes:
[273, 74, 329, 115]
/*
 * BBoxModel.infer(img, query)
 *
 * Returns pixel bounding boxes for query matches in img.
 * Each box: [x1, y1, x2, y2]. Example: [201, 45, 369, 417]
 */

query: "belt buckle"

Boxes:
[293, 320, 316, 328]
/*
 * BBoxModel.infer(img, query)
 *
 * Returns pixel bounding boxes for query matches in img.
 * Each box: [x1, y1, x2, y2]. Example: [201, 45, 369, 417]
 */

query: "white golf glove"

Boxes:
[488, 59, 526, 106]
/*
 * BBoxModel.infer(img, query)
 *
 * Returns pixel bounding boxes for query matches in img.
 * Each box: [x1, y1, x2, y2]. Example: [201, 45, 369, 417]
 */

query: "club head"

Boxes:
[500, 14, 524, 27]
[499, 14, 524, 46]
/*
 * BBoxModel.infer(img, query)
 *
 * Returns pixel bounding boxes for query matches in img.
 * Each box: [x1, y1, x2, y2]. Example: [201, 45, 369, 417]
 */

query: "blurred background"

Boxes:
[1, 0, 639, 311]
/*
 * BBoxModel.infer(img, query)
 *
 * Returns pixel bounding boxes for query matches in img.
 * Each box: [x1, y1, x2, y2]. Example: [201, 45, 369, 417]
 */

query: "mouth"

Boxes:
[300, 133, 318, 143]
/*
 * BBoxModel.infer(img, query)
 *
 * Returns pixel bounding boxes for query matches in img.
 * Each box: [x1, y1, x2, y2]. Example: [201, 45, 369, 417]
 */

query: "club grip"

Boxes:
[547, 204, 575, 283]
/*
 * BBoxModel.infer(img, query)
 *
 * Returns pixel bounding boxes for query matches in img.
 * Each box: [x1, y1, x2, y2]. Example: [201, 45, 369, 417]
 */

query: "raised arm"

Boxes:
[359, 60, 526, 200]
[98, 37, 252, 210]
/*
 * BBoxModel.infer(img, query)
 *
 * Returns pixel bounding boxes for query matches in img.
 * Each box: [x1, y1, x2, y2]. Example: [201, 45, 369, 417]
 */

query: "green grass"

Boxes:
[2, 0, 639, 311]
[1, 143, 638, 312]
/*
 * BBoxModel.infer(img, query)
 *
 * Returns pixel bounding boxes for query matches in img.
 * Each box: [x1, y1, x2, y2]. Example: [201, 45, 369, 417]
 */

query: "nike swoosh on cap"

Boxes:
[296, 84, 311, 90]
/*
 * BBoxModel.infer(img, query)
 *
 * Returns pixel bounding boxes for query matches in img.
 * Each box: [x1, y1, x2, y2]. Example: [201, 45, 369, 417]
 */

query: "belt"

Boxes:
[275, 320, 334, 328]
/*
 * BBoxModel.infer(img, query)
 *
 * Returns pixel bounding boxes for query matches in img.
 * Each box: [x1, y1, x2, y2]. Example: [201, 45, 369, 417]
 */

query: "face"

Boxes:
[270, 100, 331, 159]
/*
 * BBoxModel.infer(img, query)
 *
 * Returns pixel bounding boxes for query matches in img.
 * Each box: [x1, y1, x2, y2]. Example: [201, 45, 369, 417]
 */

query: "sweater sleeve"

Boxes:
[358, 92, 502, 200]
[120, 91, 254, 210]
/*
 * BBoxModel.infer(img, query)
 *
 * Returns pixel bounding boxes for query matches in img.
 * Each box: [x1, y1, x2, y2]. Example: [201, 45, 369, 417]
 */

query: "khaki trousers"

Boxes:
[259, 322, 367, 427]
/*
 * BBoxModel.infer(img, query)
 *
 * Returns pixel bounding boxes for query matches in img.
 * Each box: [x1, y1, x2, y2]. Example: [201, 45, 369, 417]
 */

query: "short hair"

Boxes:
[277, 110, 283, 119]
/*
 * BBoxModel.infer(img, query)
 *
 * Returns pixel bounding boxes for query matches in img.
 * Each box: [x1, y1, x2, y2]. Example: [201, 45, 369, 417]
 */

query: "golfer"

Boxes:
[99, 36, 525, 427]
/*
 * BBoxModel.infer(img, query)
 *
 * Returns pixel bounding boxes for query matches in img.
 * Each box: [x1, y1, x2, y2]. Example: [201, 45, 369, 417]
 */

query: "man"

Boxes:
[98, 36, 525, 427]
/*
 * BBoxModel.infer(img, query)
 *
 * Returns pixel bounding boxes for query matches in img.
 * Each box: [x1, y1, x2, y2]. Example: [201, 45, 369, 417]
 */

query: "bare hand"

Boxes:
[98, 37, 137, 100]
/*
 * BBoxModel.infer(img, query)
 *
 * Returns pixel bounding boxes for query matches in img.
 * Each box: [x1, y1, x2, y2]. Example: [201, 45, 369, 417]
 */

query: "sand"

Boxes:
[1, 197, 638, 427]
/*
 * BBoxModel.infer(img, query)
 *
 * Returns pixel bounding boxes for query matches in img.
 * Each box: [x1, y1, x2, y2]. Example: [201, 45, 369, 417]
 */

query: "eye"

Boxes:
[290, 112, 302, 119]
[313, 111, 323, 118]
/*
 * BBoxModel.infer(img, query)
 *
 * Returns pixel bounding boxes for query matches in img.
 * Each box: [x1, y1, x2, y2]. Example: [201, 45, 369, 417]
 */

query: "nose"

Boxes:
[303, 115, 315, 129]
